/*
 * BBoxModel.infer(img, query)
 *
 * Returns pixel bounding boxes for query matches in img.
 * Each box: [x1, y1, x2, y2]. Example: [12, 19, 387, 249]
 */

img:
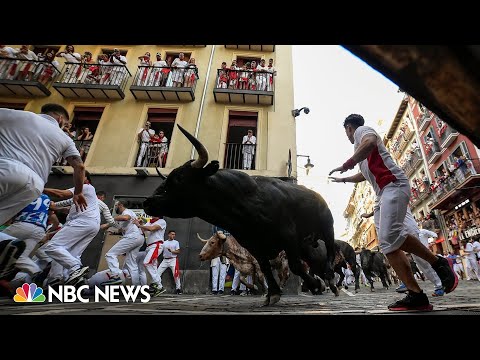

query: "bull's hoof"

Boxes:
[370, 288, 375, 292]
[355, 288, 359, 293]
[269, 293, 281, 306]
[261, 295, 271, 307]
[344, 285, 348, 290]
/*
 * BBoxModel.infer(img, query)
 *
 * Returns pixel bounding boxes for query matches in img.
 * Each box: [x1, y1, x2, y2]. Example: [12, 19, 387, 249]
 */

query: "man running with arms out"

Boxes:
[0, 103, 87, 278]
[329, 114, 457, 311]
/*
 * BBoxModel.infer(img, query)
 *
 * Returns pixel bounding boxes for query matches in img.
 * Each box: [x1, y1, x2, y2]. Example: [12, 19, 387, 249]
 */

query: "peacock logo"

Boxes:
[13, 283, 46, 303]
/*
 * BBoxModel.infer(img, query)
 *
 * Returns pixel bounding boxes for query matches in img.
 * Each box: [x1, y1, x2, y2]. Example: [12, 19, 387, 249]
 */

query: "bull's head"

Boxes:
[143, 124, 220, 217]
[198, 231, 227, 261]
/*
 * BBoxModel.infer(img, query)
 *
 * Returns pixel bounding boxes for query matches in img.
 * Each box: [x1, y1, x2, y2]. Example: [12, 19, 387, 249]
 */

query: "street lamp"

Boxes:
[297, 154, 314, 175]
[292, 107, 310, 118]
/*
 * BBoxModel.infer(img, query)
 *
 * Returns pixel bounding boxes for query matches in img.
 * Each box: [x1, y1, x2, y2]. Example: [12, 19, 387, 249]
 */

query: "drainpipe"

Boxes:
[191, 45, 216, 159]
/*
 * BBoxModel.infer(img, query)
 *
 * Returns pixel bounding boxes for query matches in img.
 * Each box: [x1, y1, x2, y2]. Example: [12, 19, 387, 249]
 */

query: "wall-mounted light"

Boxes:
[292, 107, 310, 118]
[297, 154, 314, 175]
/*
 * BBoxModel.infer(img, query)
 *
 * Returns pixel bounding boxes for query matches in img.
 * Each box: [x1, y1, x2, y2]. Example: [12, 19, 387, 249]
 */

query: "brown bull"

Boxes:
[198, 231, 289, 293]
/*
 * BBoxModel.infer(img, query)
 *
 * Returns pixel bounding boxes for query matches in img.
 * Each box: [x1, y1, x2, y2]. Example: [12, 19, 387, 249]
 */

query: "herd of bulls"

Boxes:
[143, 124, 394, 306]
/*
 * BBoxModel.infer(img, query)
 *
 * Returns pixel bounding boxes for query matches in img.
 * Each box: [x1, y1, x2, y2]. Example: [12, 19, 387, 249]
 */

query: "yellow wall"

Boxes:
[0, 45, 296, 178]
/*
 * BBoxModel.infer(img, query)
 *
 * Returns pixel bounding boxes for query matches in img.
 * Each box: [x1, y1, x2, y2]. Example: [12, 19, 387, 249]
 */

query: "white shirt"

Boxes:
[146, 218, 167, 245]
[55, 198, 116, 227]
[472, 240, 480, 256]
[59, 52, 81, 63]
[119, 209, 142, 238]
[464, 242, 476, 260]
[171, 58, 188, 68]
[418, 229, 437, 247]
[0, 109, 80, 184]
[153, 60, 167, 68]
[163, 239, 180, 258]
[0, 46, 16, 58]
[66, 184, 100, 223]
[139, 128, 155, 142]
[354, 126, 408, 196]
[242, 135, 257, 154]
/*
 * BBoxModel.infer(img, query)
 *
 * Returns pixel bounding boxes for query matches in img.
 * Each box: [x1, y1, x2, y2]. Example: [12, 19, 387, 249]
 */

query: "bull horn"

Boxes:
[196, 233, 208, 243]
[177, 124, 209, 168]
[216, 231, 226, 240]
[156, 167, 167, 180]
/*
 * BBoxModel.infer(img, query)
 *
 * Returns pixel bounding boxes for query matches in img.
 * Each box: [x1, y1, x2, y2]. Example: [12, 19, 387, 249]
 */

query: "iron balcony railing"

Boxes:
[132, 65, 199, 90]
[431, 166, 474, 203]
[438, 123, 459, 144]
[54, 139, 93, 166]
[0, 57, 61, 86]
[215, 68, 275, 92]
[425, 140, 441, 161]
[135, 140, 170, 168]
[54, 61, 131, 90]
[224, 143, 257, 170]
[401, 149, 422, 176]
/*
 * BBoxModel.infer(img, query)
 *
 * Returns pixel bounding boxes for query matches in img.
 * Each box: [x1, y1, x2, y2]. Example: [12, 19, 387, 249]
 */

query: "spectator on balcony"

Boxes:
[425, 136, 434, 153]
[249, 60, 257, 90]
[157, 130, 169, 168]
[76, 51, 95, 84]
[11, 45, 38, 82]
[62, 123, 76, 140]
[242, 129, 256, 170]
[184, 58, 198, 88]
[0, 45, 16, 78]
[266, 58, 277, 91]
[255, 59, 269, 91]
[38, 51, 60, 86]
[136, 121, 155, 167]
[228, 60, 239, 89]
[238, 63, 249, 90]
[108, 48, 127, 86]
[77, 127, 94, 162]
[422, 175, 430, 190]
[136, 52, 151, 86]
[171, 53, 188, 88]
[149, 52, 168, 87]
[217, 61, 228, 89]
[97, 54, 113, 84]
[56, 45, 82, 83]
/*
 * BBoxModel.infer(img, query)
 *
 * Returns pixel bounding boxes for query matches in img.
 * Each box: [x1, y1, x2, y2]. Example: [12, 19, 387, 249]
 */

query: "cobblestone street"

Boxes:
[1, 279, 480, 315]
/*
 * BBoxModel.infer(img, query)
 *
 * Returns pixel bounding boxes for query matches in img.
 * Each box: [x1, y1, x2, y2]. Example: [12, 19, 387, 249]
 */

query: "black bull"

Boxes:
[143, 124, 338, 305]
[360, 249, 391, 291]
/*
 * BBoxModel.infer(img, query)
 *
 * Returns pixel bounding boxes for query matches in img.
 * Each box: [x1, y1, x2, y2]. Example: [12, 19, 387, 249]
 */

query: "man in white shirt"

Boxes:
[134, 216, 167, 296]
[171, 53, 188, 87]
[0, 45, 16, 78]
[462, 238, 480, 281]
[109, 48, 127, 86]
[56, 45, 82, 83]
[0, 103, 87, 278]
[148, 53, 168, 86]
[136, 121, 155, 167]
[330, 114, 457, 311]
[41, 171, 100, 286]
[102, 200, 144, 285]
[157, 230, 182, 294]
[242, 129, 257, 170]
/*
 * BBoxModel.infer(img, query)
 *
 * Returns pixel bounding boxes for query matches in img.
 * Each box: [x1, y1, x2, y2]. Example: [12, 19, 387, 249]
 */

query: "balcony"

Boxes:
[417, 110, 432, 132]
[53, 139, 93, 166]
[0, 57, 60, 97]
[130, 65, 197, 101]
[431, 171, 480, 211]
[438, 123, 459, 148]
[134, 140, 169, 168]
[53, 62, 131, 99]
[224, 45, 275, 52]
[425, 140, 442, 164]
[410, 187, 431, 207]
[213, 69, 274, 105]
[402, 150, 422, 176]
[224, 143, 256, 170]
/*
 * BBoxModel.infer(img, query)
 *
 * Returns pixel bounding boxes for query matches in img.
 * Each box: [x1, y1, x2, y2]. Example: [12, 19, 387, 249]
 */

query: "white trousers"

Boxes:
[2, 222, 44, 275]
[136, 250, 147, 286]
[231, 269, 249, 291]
[211, 260, 227, 291]
[105, 233, 144, 285]
[158, 257, 181, 289]
[374, 180, 411, 254]
[43, 218, 99, 280]
[242, 152, 254, 170]
[0, 159, 43, 226]
[454, 263, 464, 278]
[136, 142, 150, 167]
[88, 269, 126, 288]
[143, 242, 164, 286]
[465, 257, 480, 281]
[402, 208, 442, 289]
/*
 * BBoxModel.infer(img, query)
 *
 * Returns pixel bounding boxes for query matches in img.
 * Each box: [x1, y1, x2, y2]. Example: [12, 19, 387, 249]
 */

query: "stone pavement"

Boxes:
[1, 279, 479, 315]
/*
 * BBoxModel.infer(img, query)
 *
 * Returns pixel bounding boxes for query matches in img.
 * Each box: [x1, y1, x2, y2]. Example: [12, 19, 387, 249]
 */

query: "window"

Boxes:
[32, 45, 60, 57]
[0, 102, 26, 110]
[236, 56, 262, 68]
[100, 48, 128, 60]
[71, 107, 104, 163]
[224, 111, 258, 170]
[135, 108, 177, 168]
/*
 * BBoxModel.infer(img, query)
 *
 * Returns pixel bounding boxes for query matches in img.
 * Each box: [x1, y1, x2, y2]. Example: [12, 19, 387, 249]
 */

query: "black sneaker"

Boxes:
[230, 289, 237, 295]
[217, 290, 224, 295]
[388, 290, 433, 311]
[431, 255, 458, 294]
[65, 266, 90, 285]
[175, 289, 183, 295]
[211, 291, 218, 295]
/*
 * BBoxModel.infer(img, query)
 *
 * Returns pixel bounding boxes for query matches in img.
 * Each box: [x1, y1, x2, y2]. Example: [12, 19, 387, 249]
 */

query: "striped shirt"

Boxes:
[354, 126, 407, 195]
